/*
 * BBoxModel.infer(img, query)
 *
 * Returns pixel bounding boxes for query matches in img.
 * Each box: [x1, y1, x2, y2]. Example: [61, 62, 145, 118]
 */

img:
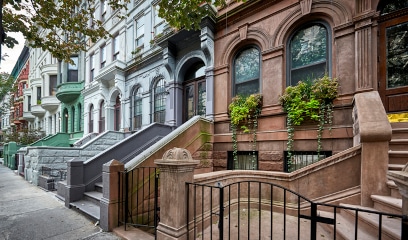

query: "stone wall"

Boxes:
[24, 131, 126, 185]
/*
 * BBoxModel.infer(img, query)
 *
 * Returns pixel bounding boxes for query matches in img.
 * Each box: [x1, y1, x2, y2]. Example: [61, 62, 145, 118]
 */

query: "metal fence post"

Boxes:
[402, 215, 408, 240]
[310, 202, 317, 240]
[219, 186, 224, 240]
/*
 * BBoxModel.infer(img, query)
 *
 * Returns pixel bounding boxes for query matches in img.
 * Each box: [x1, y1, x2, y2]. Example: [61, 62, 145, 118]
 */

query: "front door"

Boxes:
[379, 6, 408, 112]
[183, 77, 206, 122]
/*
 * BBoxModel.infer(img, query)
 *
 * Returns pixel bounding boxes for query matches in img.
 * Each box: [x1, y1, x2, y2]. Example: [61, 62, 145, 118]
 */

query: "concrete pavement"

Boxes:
[0, 164, 123, 240]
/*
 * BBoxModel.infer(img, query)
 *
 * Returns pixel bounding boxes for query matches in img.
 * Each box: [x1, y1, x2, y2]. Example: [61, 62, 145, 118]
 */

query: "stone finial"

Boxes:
[162, 147, 193, 161]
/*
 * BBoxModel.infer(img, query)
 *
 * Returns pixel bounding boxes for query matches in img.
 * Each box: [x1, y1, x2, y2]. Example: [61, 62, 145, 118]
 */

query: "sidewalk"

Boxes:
[0, 164, 122, 240]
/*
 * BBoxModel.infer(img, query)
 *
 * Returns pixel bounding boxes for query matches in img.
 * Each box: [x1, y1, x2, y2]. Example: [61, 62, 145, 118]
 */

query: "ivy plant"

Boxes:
[279, 75, 338, 171]
[228, 93, 262, 169]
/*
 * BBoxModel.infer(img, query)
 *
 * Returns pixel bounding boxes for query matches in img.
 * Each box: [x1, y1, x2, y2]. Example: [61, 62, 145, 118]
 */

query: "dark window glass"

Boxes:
[289, 24, 328, 85]
[234, 47, 260, 96]
[386, 22, 408, 89]
[49, 75, 57, 96]
[227, 151, 258, 170]
[133, 89, 142, 130]
[154, 79, 166, 123]
[381, 1, 408, 15]
[68, 56, 78, 82]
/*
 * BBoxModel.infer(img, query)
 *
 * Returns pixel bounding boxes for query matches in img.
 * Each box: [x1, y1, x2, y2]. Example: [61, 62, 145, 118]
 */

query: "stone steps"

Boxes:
[70, 185, 103, 222]
[388, 151, 408, 165]
[371, 195, 402, 215]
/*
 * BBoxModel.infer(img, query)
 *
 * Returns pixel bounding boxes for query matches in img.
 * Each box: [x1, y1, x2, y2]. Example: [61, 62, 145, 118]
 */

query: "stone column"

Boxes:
[65, 158, 85, 208]
[100, 159, 124, 231]
[155, 148, 200, 240]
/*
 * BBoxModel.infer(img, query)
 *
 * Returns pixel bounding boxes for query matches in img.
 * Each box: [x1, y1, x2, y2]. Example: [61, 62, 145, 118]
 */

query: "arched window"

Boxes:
[288, 22, 330, 86]
[183, 62, 206, 122]
[89, 105, 94, 133]
[153, 79, 166, 123]
[99, 101, 105, 133]
[133, 88, 143, 130]
[78, 103, 82, 131]
[114, 96, 121, 131]
[71, 106, 75, 132]
[233, 46, 260, 96]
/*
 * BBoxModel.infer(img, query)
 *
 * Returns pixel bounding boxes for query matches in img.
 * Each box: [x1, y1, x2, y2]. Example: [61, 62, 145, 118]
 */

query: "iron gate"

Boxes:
[119, 167, 160, 236]
[186, 181, 408, 240]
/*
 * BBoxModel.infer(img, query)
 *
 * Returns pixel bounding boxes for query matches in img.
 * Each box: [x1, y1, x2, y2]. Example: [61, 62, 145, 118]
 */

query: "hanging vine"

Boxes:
[228, 93, 262, 169]
[279, 75, 338, 171]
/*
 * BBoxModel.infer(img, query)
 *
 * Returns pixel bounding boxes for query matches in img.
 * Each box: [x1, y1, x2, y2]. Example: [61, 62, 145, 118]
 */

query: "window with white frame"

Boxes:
[101, 0, 107, 22]
[100, 45, 106, 68]
[113, 35, 119, 60]
[132, 88, 143, 130]
[135, 17, 144, 48]
[67, 56, 78, 82]
[153, 5, 165, 36]
[90, 53, 95, 82]
[153, 79, 166, 123]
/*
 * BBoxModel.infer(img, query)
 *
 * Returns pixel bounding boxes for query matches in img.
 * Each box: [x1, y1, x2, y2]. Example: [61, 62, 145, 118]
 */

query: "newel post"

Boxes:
[155, 148, 200, 240]
[353, 92, 392, 207]
[100, 159, 124, 232]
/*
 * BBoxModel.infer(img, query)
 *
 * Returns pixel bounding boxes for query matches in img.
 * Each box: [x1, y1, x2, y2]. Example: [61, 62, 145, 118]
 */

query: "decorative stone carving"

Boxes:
[300, 0, 312, 16]
[239, 24, 249, 40]
[162, 147, 193, 161]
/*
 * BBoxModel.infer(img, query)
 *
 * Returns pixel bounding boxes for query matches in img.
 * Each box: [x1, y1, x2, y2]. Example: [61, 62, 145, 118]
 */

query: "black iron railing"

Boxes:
[186, 180, 408, 240]
[119, 167, 159, 236]
[284, 151, 332, 172]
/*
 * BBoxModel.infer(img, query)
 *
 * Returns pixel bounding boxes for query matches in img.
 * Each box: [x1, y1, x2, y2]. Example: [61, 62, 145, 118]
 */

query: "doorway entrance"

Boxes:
[183, 62, 206, 122]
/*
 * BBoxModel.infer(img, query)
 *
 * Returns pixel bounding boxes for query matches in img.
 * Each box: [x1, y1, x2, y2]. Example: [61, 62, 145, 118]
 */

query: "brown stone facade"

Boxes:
[211, 0, 394, 171]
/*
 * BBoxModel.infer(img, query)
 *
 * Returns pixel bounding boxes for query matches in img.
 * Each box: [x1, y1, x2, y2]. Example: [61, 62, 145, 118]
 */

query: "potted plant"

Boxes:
[228, 93, 262, 169]
[279, 75, 338, 170]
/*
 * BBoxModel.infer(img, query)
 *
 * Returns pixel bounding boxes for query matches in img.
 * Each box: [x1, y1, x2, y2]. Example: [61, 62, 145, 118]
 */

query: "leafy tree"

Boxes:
[2, 126, 45, 145]
[158, 0, 246, 30]
[2, 0, 129, 64]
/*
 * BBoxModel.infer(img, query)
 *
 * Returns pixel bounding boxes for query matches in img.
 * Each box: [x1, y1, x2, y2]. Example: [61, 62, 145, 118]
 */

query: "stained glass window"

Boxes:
[381, 1, 408, 15]
[386, 22, 408, 89]
[234, 47, 260, 96]
[289, 23, 329, 85]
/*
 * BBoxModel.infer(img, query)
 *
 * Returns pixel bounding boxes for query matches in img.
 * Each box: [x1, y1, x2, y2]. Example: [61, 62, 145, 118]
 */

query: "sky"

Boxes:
[0, 32, 26, 74]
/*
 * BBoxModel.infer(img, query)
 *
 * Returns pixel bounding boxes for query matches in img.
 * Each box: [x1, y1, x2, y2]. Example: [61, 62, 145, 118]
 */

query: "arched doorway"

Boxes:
[378, 1, 408, 112]
[183, 62, 206, 122]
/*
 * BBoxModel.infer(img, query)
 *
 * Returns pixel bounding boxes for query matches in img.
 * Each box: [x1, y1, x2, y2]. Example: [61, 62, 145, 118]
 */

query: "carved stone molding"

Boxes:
[300, 0, 312, 16]
[239, 24, 249, 40]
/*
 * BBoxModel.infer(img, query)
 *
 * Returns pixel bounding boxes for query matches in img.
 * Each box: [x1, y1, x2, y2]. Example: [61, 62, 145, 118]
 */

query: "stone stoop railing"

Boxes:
[63, 123, 174, 212]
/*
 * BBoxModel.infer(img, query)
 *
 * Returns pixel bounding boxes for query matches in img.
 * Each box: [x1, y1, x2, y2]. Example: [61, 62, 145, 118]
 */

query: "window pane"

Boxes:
[381, 1, 408, 15]
[197, 81, 206, 116]
[291, 25, 327, 69]
[236, 79, 259, 96]
[234, 48, 260, 84]
[386, 22, 408, 89]
[291, 61, 326, 86]
[184, 85, 194, 120]
[154, 79, 166, 123]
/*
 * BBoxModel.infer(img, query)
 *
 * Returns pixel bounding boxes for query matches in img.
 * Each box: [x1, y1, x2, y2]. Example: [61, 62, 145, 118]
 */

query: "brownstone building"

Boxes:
[210, 0, 408, 172]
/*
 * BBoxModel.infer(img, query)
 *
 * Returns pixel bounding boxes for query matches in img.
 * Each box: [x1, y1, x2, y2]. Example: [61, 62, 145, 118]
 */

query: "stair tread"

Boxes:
[84, 191, 103, 200]
[340, 203, 402, 239]
[390, 139, 408, 143]
[318, 210, 375, 239]
[95, 182, 103, 188]
[70, 199, 100, 220]
[388, 164, 406, 170]
[388, 150, 408, 154]
[371, 195, 402, 209]
[386, 180, 397, 188]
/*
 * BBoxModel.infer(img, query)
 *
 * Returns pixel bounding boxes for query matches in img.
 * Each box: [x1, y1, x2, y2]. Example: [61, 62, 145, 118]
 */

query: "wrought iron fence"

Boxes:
[284, 151, 332, 172]
[119, 167, 160, 236]
[186, 180, 408, 240]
